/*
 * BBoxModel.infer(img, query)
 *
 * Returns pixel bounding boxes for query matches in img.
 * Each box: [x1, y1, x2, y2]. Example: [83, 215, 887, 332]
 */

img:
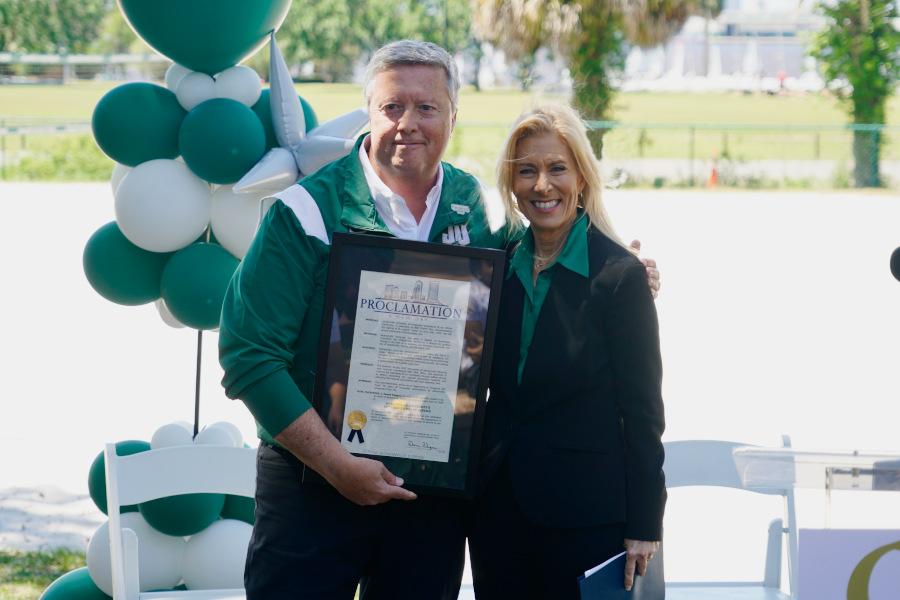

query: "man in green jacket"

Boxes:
[219, 40, 507, 600]
[220, 39, 658, 600]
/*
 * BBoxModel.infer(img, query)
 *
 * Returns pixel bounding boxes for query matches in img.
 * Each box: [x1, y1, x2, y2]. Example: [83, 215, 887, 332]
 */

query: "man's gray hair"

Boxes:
[363, 40, 460, 109]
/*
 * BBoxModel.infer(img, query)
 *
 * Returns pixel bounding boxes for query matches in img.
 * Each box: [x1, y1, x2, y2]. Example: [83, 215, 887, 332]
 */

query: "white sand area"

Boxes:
[2, 183, 900, 583]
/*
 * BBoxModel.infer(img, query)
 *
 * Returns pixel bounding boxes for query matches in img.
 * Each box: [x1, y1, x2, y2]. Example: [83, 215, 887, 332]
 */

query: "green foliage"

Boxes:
[6, 134, 113, 181]
[474, 0, 705, 154]
[0, 0, 108, 53]
[273, 0, 472, 82]
[89, 8, 152, 55]
[811, 0, 900, 186]
[812, 0, 900, 124]
[272, 0, 357, 81]
[569, 3, 627, 154]
[0, 549, 86, 600]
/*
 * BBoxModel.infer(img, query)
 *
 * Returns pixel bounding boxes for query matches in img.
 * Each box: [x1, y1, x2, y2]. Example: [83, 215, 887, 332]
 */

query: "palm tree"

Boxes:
[473, 0, 579, 89]
[474, 0, 717, 153]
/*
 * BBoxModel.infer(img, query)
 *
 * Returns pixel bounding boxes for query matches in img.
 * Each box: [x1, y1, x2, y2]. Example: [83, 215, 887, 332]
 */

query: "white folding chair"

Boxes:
[104, 443, 257, 600]
[663, 437, 798, 600]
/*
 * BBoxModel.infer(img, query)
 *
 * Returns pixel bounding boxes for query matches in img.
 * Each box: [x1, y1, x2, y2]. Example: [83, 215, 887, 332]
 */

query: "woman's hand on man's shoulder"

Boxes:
[629, 239, 660, 298]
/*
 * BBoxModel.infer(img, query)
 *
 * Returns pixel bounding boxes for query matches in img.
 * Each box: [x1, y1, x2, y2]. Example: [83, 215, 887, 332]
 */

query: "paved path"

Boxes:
[3, 184, 900, 583]
[0, 486, 103, 551]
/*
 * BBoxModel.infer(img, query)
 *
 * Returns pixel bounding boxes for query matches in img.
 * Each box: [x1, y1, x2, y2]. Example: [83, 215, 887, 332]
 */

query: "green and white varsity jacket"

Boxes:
[218, 135, 509, 444]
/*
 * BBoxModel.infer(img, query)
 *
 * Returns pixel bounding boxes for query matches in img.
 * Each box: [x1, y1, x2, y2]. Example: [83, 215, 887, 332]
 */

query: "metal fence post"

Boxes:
[870, 128, 880, 187]
[1, 120, 6, 181]
[689, 127, 696, 186]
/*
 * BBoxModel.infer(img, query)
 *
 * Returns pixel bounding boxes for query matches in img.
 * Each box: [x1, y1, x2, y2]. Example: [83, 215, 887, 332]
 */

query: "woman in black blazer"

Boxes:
[469, 105, 666, 600]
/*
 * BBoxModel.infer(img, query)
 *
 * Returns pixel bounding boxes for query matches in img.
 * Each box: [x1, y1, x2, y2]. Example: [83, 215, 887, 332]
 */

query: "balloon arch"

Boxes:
[45, 1, 371, 597]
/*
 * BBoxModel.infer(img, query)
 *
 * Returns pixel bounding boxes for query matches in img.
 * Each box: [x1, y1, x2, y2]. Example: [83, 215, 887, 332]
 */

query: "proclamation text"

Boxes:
[341, 270, 471, 462]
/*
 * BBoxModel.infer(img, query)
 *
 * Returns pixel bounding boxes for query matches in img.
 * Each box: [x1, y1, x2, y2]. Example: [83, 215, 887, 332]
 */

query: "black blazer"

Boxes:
[480, 226, 666, 541]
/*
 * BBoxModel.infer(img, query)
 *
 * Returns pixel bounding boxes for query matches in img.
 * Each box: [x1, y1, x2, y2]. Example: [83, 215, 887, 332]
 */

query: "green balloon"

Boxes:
[40, 567, 111, 600]
[221, 494, 255, 525]
[149, 584, 188, 592]
[88, 440, 152, 516]
[251, 89, 319, 150]
[160, 243, 239, 330]
[300, 97, 319, 132]
[118, 0, 292, 75]
[92, 83, 185, 167]
[179, 98, 266, 184]
[139, 493, 225, 536]
[83, 222, 173, 306]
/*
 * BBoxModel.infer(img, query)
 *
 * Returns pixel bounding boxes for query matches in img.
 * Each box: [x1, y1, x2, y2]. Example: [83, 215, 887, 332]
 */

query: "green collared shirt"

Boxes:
[508, 212, 589, 384]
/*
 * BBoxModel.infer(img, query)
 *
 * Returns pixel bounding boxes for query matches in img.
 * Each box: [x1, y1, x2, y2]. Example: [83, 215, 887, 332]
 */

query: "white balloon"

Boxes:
[115, 159, 211, 253]
[195, 425, 235, 446]
[215, 66, 262, 107]
[151, 421, 194, 449]
[165, 63, 192, 92]
[293, 135, 356, 176]
[268, 34, 305, 149]
[210, 186, 270, 259]
[182, 519, 252, 590]
[203, 421, 243, 447]
[308, 108, 369, 139]
[110, 163, 131, 195]
[233, 147, 299, 195]
[176, 72, 216, 111]
[87, 513, 186, 595]
[155, 298, 186, 329]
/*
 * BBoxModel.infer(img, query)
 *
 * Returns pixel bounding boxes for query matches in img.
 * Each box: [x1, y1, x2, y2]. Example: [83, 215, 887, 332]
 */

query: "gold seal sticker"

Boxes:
[347, 410, 367, 430]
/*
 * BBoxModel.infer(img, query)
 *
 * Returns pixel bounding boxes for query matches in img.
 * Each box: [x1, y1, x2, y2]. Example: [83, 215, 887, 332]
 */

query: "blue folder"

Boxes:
[578, 545, 665, 600]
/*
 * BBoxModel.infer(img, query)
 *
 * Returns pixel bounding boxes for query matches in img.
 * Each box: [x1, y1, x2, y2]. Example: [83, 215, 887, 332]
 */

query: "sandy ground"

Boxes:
[0, 486, 103, 551]
[2, 183, 900, 583]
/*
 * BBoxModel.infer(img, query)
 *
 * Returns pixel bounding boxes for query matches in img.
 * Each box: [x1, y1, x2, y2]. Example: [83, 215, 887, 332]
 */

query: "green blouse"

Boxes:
[507, 212, 589, 384]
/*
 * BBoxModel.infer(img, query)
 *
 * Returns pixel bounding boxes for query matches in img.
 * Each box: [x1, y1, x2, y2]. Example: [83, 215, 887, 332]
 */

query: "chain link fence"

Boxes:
[0, 119, 103, 180]
[589, 121, 900, 189]
[0, 53, 169, 84]
[2, 119, 898, 189]
[444, 121, 900, 190]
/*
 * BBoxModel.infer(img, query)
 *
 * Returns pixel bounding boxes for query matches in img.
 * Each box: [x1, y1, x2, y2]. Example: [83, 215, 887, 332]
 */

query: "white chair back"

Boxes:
[104, 444, 257, 600]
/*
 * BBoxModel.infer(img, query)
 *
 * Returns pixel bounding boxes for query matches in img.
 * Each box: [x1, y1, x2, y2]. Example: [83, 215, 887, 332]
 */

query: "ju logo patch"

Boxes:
[441, 224, 470, 246]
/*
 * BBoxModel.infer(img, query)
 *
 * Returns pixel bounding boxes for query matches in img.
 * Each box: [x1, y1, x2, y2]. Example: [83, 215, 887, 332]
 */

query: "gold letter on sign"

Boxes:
[846, 540, 900, 599]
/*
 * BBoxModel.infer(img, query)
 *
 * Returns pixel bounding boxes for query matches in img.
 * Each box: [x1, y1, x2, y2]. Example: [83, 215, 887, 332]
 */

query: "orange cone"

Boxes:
[707, 159, 718, 187]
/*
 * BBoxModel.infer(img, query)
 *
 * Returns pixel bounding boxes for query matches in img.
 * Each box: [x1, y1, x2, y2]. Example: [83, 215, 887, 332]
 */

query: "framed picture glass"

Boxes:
[306, 232, 506, 498]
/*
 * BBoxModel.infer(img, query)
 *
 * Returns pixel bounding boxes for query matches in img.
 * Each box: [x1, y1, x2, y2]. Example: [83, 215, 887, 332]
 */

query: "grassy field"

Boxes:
[1, 81, 899, 181]
[3, 81, 899, 125]
[0, 549, 85, 600]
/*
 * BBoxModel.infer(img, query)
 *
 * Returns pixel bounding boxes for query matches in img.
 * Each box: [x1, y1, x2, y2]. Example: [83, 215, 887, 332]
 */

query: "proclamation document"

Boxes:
[341, 270, 472, 462]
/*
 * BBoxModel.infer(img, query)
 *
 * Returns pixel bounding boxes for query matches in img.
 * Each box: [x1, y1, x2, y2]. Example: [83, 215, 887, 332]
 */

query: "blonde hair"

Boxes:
[498, 104, 627, 250]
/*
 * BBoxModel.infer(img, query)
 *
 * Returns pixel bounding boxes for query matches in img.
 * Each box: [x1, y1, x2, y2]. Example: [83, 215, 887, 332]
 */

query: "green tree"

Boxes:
[90, 7, 151, 55]
[268, 0, 472, 82]
[265, 0, 358, 81]
[811, 0, 900, 187]
[568, 3, 627, 152]
[473, 0, 579, 91]
[0, 0, 108, 53]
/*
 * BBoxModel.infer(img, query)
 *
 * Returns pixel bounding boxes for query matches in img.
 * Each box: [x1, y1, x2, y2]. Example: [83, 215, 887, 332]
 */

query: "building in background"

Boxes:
[623, 0, 826, 92]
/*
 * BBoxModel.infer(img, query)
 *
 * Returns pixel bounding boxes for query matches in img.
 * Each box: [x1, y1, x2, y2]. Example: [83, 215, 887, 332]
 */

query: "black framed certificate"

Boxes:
[305, 232, 506, 498]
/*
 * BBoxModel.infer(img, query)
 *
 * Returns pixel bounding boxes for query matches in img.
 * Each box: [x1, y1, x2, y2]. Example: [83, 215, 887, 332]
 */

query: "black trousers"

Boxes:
[469, 461, 626, 600]
[244, 443, 467, 600]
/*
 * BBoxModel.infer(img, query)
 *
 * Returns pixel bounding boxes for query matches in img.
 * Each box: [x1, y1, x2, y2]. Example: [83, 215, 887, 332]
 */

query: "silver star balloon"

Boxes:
[234, 33, 369, 194]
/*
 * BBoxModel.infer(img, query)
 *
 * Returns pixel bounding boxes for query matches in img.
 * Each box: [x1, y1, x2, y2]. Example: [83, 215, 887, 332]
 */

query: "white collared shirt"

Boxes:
[358, 137, 442, 241]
